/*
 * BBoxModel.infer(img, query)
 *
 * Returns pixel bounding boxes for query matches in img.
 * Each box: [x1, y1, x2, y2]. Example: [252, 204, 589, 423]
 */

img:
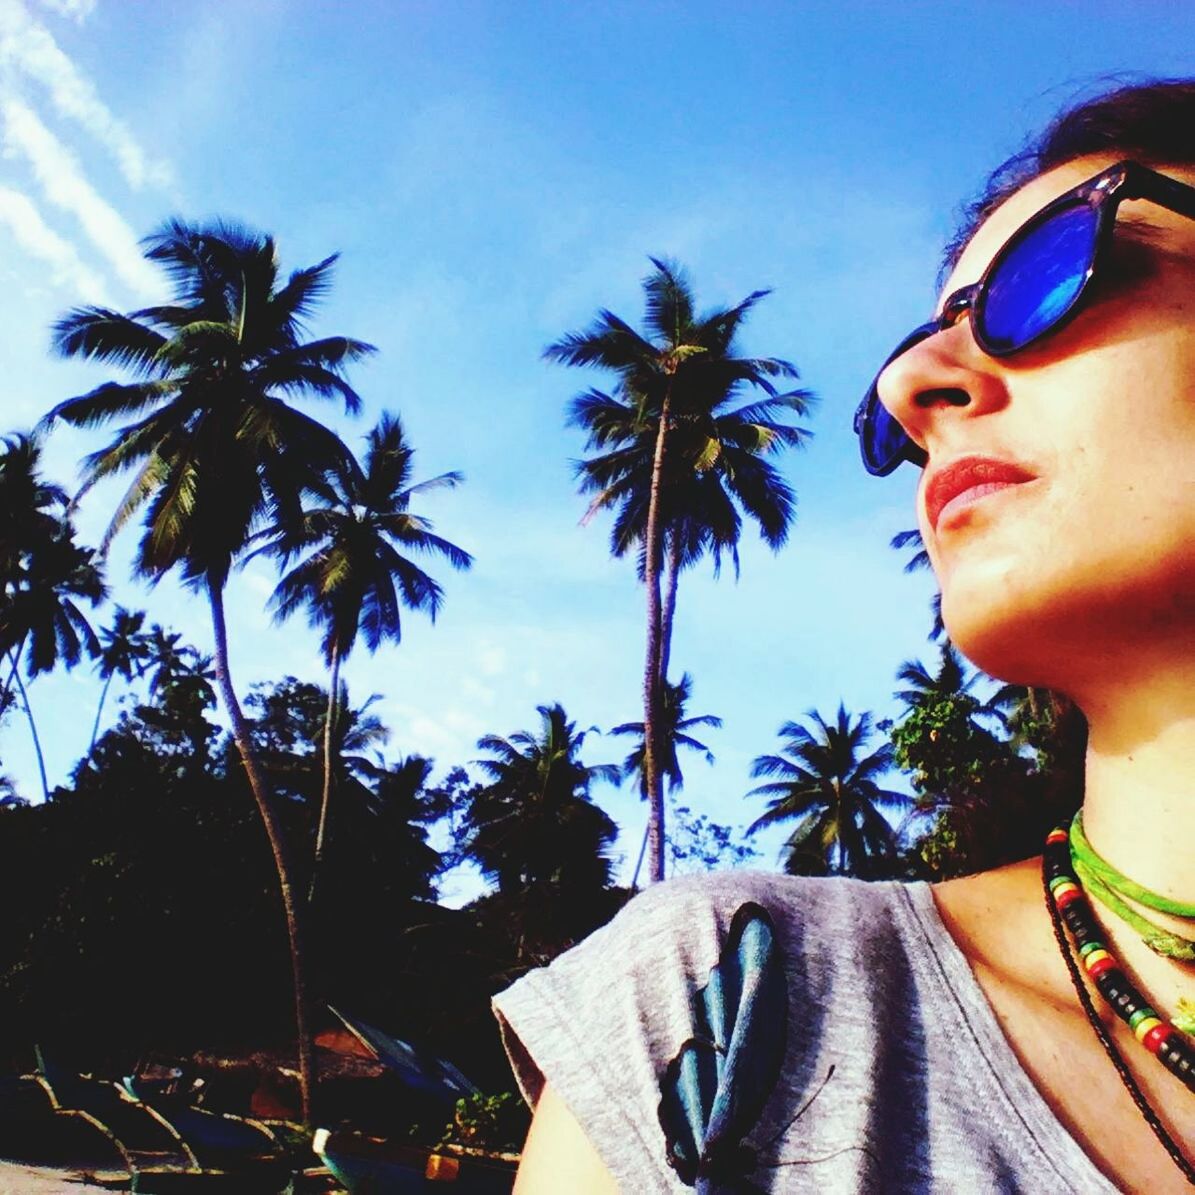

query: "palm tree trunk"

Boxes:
[630, 816, 650, 890]
[207, 579, 315, 1128]
[87, 672, 115, 764]
[10, 663, 49, 802]
[658, 531, 682, 689]
[642, 384, 673, 884]
[309, 644, 341, 905]
[1, 636, 27, 715]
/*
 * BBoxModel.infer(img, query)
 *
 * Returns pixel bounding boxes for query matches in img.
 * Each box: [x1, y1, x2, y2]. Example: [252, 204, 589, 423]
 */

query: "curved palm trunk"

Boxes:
[11, 665, 49, 802]
[630, 816, 650, 890]
[207, 580, 315, 1128]
[87, 672, 115, 764]
[309, 644, 341, 905]
[642, 385, 673, 884]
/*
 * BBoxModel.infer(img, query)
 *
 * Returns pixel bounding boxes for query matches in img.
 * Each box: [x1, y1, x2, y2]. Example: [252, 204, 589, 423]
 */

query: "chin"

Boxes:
[936, 558, 1084, 689]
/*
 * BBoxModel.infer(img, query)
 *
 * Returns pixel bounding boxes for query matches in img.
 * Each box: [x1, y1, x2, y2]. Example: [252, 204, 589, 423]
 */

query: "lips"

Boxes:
[922, 454, 1039, 532]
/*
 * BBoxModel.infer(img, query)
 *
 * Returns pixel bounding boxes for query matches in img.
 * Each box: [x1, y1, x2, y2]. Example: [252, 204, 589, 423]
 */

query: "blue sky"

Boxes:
[1, 0, 1191, 900]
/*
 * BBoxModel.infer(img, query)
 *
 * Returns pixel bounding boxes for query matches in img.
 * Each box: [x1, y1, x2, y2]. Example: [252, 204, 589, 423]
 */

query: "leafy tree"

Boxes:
[547, 259, 812, 883]
[86, 606, 150, 762]
[888, 646, 1032, 878]
[250, 413, 471, 900]
[462, 704, 620, 959]
[245, 677, 387, 804]
[746, 704, 910, 877]
[666, 794, 759, 876]
[44, 219, 374, 1124]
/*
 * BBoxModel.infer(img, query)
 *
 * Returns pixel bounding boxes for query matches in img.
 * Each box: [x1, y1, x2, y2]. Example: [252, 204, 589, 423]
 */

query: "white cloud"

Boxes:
[0, 182, 107, 300]
[0, 0, 169, 188]
[33, 0, 95, 23]
[0, 96, 158, 297]
[477, 642, 506, 677]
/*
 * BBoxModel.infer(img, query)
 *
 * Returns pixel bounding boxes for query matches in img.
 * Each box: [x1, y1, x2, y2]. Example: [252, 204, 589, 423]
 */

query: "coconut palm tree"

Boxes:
[86, 606, 150, 762]
[546, 258, 813, 883]
[890, 527, 944, 641]
[1, 524, 106, 799]
[746, 704, 910, 877]
[249, 412, 472, 900]
[609, 673, 721, 886]
[0, 432, 68, 580]
[43, 219, 374, 1126]
[0, 433, 86, 706]
[894, 642, 981, 710]
[463, 704, 620, 946]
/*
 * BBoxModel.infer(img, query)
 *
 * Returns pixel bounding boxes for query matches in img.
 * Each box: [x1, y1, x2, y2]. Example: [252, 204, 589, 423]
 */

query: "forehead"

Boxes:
[939, 154, 1195, 306]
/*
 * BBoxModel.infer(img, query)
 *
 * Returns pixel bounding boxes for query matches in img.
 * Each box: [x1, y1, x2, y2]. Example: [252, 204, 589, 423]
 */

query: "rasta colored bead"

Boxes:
[1144, 1024, 1175, 1055]
[1079, 940, 1106, 956]
[1135, 1016, 1165, 1043]
[1046, 828, 1069, 846]
[1130, 1007, 1159, 1032]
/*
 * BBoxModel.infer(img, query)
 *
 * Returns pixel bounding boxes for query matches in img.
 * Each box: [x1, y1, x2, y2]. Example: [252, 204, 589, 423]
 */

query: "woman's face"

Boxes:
[877, 155, 1195, 693]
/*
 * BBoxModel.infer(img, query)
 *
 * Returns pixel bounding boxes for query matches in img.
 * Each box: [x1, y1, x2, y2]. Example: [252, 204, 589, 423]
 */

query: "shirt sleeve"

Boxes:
[491, 872, 739, 1193]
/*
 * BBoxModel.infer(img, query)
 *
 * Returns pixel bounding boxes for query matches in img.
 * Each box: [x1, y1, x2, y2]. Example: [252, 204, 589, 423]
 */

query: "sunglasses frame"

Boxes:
[855, 159, 1195, 475]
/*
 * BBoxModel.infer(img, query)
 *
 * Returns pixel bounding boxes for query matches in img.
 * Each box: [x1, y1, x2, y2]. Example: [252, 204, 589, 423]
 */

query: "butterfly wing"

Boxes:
[657, 901, 787, 1191]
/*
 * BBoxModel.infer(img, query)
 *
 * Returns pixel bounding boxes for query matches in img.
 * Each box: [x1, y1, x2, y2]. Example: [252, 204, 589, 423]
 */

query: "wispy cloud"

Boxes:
[33, 0, 94, 24]
[1, 95, 158, 297]
[0, 182, 107, 300]
[0, 0, 169, 189]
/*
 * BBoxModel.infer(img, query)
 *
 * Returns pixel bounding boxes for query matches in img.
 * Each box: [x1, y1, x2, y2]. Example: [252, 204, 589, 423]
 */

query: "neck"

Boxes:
[1079, 667, 1195, 906]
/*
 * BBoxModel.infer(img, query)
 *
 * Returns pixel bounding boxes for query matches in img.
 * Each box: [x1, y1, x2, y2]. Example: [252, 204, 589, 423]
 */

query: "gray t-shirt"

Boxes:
[492, 870, 1118, 1193]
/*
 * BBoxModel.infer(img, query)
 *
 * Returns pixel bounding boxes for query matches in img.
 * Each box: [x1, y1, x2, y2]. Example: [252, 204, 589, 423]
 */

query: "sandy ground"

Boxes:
[0, 1161, 127, 1191]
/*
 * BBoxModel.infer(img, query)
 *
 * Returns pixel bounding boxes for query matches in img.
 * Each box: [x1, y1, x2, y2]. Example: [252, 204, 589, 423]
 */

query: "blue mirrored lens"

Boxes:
[860, 388, 913, 473]
[982, 202, 1098, 352]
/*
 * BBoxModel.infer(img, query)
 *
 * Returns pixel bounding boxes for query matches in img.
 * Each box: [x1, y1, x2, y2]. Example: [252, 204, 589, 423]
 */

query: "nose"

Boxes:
[875, 322, 1010, 457]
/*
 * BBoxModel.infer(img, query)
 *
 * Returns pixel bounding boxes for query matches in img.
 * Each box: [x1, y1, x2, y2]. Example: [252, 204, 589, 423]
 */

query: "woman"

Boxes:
[494, 79, 1195, 1193]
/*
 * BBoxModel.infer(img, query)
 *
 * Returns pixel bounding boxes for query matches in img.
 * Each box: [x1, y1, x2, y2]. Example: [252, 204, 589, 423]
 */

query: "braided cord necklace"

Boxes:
[1071, 813, 1195, 975]
[1043, 827, 1195, 1185]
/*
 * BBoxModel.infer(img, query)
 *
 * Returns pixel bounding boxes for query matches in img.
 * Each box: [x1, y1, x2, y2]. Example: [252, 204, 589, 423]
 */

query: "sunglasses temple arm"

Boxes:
[1137, 171, 1195, 222]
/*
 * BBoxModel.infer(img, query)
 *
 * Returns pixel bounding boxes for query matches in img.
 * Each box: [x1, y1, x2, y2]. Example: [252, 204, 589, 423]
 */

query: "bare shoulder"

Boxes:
[514, 1083, 621, 1194]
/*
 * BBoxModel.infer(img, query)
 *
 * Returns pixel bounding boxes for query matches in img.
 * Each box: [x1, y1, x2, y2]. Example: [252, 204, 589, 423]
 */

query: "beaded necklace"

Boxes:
[1043, 827, 1195, 1184]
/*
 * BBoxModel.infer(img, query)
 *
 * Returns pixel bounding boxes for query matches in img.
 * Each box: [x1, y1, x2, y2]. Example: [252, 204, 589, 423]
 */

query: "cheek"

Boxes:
[932, 444, 1195, 685]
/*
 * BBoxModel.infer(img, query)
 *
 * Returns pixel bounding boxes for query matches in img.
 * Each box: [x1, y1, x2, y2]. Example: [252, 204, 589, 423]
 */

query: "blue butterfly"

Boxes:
[657, 900, 795, 1193]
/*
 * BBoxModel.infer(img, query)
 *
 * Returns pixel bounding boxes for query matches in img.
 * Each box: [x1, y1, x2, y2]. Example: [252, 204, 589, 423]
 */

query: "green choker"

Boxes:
[1068, 812, 1195, 1033]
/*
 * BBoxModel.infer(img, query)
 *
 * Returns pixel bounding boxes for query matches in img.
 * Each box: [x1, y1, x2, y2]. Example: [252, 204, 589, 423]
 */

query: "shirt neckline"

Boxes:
[897, 878, 1121, 1194]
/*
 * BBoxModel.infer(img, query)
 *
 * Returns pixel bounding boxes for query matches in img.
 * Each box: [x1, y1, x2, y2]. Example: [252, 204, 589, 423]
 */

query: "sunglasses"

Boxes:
[854, 160, 1195, 475]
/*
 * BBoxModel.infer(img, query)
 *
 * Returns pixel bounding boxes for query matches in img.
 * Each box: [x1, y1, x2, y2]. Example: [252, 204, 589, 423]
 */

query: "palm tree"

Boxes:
[894, 642, 982, 710]
[0, 432, 80, 707]
[890, 527, 944, 641]
[143, 624, 194, 697]
[43, 219, 374, 1126]
[87, 606, 150, 762]
[546, 258, 813, 883]
[248, 677, 389, 805]
[249, 412, 472, 901]
[0, 524, 106, 799]
[0, 432, 68, 579]
[609, 673, 721, 886]
[746, 704, 910, 877]
[463, 704, 620, 955]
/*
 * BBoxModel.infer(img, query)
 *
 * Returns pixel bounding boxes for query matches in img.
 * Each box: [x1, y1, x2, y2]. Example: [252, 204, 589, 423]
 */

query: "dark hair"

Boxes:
[941, 77, 1195, 278]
